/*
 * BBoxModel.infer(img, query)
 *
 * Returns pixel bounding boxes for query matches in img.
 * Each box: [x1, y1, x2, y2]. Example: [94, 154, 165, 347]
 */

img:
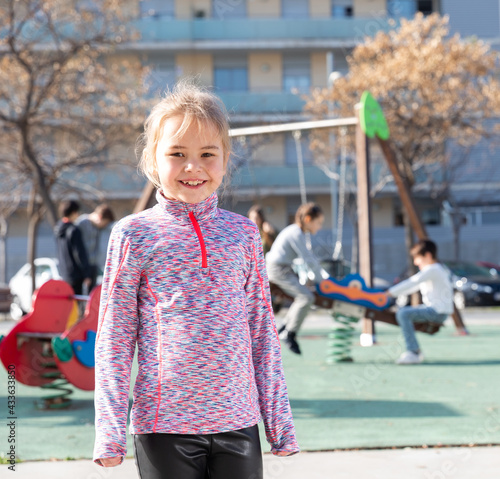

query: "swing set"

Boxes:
[229, 91, 468, 360]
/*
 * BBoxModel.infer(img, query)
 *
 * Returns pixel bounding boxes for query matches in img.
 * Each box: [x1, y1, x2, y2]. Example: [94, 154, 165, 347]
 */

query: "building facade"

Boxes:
[4, 0, 500, 282]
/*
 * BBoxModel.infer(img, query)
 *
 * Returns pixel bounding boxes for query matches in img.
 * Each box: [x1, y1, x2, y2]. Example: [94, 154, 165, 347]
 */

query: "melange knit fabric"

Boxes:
[93, 191, 299, 465]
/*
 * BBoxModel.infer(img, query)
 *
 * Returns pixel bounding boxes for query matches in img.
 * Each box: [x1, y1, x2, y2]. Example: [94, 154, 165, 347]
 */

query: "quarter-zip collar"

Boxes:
[155, 190, 219, 225]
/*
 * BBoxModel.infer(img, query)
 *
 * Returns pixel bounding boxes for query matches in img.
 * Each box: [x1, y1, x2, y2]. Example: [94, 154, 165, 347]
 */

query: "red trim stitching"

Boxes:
[251, 243, 281, 341]
[95, 241, 130, 344]
[144, 274, 163, 432]
[189, 211, 208, 268]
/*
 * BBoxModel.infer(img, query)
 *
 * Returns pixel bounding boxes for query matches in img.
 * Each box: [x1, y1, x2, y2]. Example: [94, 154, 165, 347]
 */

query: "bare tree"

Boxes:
[304, 13, 500, 258]
[0, 0, 150, 279]
[0, 171, 22, 285]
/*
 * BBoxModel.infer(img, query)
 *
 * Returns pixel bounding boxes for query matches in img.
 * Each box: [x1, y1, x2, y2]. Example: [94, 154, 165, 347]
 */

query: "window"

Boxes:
[287, 197, 303, 225]
[417, 0, 434, 15]
[214, 56, 248, 92]
[212, 0, 247, 19]
[140, 0, 174, 19]
[285, 132, 313, 166]
[282, 0, 309, 18]
[145, 56, 176, 94]
[421, 207, 441, 225]
[481, 211, 500, 225]
[387, 0, 434, 18]
[283, 54, 310, 93]
[332, 0, 353, 18]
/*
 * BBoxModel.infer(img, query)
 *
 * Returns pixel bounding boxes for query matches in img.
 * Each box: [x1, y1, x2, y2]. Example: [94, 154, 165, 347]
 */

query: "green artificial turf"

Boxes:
[1, 322, 499, 461]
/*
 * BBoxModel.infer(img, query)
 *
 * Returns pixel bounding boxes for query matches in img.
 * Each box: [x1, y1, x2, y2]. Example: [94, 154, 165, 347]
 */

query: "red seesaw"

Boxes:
[0, 279, 101, 408]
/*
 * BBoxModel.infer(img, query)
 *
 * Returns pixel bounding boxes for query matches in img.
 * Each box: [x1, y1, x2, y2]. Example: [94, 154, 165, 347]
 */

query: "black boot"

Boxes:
[285, 331, 301, 355]
[277, 324, 286, 338]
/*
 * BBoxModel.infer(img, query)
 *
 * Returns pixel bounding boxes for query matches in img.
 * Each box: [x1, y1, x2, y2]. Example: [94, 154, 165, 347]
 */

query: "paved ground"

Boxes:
[1, 307, 499, 478]
[5, 446, 500, 479]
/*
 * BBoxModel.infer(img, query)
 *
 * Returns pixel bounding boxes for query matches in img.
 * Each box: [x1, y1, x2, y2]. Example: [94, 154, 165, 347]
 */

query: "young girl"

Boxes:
[266, 203, 327, 355]
[92, 82, 299, 477]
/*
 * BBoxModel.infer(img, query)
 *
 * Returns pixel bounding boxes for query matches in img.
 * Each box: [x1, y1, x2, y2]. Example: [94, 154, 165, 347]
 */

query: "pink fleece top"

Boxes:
[93, 191, 299, 464]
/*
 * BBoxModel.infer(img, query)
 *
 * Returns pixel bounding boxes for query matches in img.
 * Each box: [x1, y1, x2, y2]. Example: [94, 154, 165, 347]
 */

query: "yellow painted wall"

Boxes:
[249, 53, 282, 92]
[248, 0, 281, 17]
[176, 0, 211, 19]
[353, 0, 387, 17]
[121, 0, 138, 16]
[372, 197, 394, 227]
[316, 194, 333, 230]
[258, 197, 287, 231]
[248, 136, 285, 166]
[310, 0, 331, 17]
[311, 52, 328, 88]
[176, 54, 213, 85]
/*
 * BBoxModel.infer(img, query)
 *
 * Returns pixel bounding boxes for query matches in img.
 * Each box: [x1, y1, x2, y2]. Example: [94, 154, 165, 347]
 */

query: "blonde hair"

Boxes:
[137, 80, 232, 189]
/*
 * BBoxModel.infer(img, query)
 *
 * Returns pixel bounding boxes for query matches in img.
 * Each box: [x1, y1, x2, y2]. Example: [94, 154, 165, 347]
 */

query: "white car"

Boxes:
[8, 257, 62, 320]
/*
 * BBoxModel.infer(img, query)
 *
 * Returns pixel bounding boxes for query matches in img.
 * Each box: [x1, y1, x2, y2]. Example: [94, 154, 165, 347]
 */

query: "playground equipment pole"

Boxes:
[327, 66, 343, 257]
[354, 104, 376, 345]
[356, 90, 467, 337]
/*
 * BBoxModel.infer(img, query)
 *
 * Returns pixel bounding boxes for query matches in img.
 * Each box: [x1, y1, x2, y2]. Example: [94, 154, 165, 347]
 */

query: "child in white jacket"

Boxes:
[387, 239, 453, 364]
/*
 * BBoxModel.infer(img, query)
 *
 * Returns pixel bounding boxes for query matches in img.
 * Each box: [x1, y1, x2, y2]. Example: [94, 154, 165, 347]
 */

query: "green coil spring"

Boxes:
[36, 353, 73, 409]
[326, 313, 359, 363]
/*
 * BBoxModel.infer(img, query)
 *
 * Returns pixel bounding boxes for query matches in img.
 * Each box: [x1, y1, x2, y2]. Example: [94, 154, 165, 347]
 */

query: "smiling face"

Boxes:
[155, 116, 228, 204]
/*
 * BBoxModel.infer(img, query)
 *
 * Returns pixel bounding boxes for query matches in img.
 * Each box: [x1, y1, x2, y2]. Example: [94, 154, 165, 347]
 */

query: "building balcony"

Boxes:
[231, 164, 331, 196]
[131, 17, 397, 49]
[219, 92, 304, 114]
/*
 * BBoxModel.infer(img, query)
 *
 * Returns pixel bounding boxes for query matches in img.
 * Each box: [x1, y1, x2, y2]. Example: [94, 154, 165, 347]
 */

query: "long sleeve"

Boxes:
[388, 269, 428, 297]
[245, 230, 300, 455]
[388, 263, 454, 314]
[77, 217, 100, 264]
[93, 224, 142, 465]
[289, 233, 324, 281]
[267, 224, 325, 281]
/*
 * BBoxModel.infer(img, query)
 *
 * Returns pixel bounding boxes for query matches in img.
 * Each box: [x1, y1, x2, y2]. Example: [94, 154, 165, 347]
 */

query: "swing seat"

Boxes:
[413, 321, 442, 335]
[363, 308, 443, 335]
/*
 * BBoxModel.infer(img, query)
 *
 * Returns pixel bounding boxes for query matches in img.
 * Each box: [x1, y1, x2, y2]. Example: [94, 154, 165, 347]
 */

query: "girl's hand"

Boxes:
[100, 457, 122, 467]
[274, 450, 297, 457]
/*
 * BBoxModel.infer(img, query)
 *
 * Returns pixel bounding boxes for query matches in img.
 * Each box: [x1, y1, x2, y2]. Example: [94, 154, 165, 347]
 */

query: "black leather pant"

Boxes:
[133, 425, 263, 479]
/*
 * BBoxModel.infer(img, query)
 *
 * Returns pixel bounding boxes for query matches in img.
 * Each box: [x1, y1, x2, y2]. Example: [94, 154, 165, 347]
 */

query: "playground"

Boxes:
[1, 92, 498, 478]
[0, 307, 499, 477]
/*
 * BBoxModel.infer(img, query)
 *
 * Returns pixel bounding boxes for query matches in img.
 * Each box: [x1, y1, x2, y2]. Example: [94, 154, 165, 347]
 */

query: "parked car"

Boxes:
[392, 260, 500, 310]
[8, 258, 62, 320]
[443, 261, 500, 309]
[476, 261, 500, 277]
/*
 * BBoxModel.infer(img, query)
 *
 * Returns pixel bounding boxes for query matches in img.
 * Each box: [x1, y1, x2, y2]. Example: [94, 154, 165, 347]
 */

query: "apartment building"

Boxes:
[128, 0, 430, 231]
[4, 0, 500, 280]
